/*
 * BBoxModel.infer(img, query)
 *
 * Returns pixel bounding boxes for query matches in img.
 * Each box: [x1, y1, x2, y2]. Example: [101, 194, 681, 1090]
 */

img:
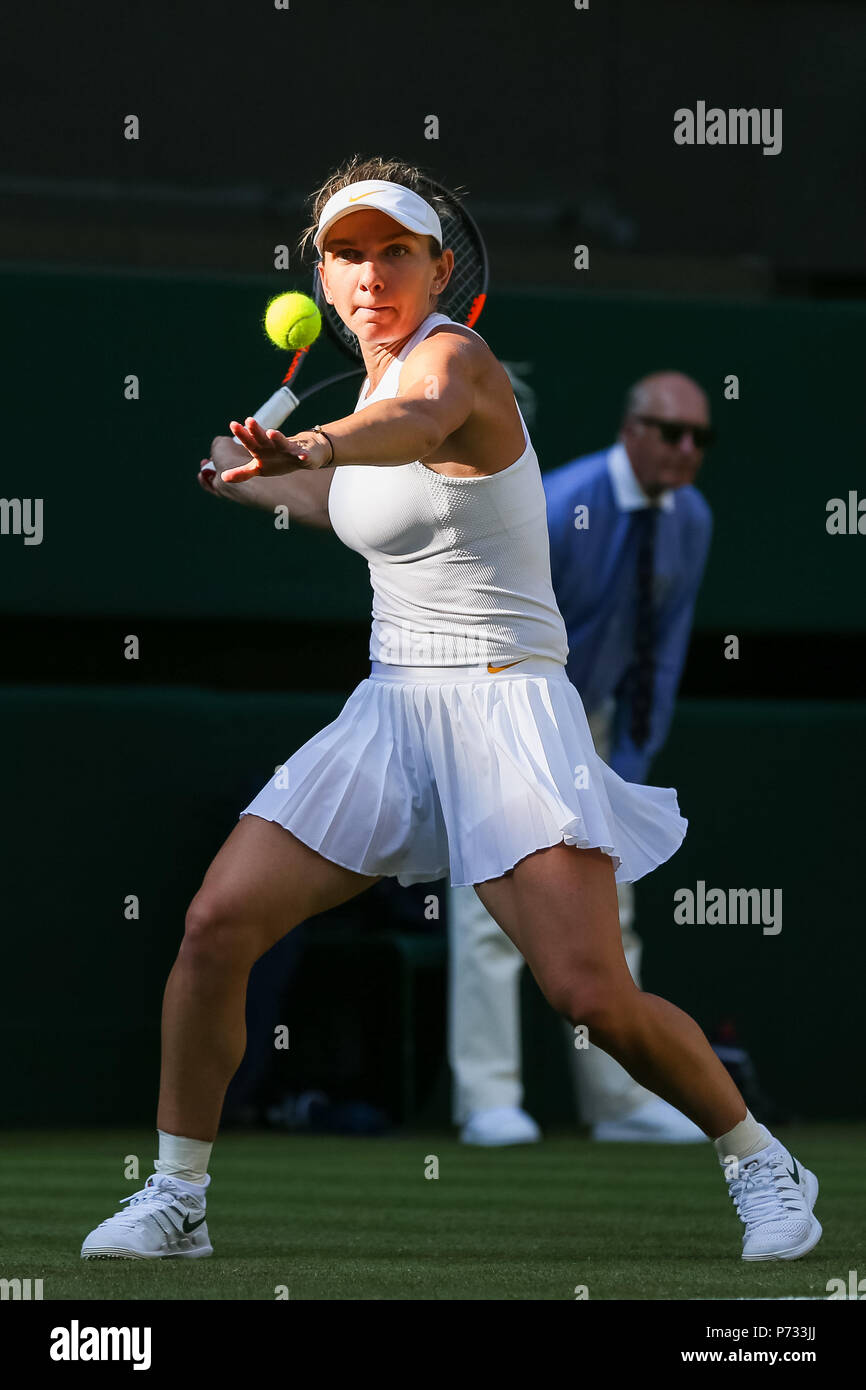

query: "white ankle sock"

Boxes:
[153, 1130, 213, 1186]
[712, 1109, 773, 1163]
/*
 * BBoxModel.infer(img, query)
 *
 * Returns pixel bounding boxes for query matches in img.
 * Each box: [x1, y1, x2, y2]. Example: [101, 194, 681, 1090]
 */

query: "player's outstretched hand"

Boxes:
[221, 417, 329, 481]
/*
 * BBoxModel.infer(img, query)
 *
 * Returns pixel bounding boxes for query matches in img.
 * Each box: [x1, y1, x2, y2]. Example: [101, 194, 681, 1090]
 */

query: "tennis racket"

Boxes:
[200, 288, 361, 481]
[201, 177, 488, 477]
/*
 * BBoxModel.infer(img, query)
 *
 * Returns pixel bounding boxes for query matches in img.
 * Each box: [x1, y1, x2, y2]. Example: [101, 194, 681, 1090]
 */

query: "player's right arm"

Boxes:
[200, 437, 335, 531]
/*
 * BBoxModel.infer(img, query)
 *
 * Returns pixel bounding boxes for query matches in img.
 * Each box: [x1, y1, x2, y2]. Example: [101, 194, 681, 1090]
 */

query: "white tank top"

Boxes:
[327, 311, 569, 668]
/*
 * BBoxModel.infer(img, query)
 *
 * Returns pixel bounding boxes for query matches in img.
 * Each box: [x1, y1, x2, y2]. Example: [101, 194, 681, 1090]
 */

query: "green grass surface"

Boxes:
[1, 1126, 862, 1300]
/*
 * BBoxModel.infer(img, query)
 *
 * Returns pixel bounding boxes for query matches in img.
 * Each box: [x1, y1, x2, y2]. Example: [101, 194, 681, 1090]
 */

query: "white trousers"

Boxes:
[447, 701, 656, 1126]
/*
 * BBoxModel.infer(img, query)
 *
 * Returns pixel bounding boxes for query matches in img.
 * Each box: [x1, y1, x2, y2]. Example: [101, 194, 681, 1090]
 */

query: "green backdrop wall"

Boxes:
[1, 686, 862, 1125]
[2, 266, 862, 1126]
[1, 266, 863, 631]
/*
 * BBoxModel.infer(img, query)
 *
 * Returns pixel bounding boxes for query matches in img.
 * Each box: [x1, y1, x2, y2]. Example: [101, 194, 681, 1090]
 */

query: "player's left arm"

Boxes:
[311, 330, 482, 466]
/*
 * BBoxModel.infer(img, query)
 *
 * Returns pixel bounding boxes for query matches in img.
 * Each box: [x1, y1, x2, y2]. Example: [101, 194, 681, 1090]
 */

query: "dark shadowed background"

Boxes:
[1, 0, 863, 1126]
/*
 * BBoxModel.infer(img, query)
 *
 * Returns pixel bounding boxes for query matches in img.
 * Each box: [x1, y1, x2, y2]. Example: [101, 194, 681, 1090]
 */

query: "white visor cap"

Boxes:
[314, 180, 443, 257]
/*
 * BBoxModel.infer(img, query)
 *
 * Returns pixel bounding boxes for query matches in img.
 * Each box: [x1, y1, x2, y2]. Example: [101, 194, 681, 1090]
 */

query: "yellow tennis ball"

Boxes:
[263, 292, 322, 350]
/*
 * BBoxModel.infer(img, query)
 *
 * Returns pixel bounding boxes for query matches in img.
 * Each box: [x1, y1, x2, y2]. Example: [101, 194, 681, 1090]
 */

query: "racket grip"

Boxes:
[202, 383, 301, 472]
[251, 385, 301, 431]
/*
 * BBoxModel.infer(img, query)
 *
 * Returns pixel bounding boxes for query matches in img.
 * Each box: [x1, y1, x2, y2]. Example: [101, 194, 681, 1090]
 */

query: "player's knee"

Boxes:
[553, 973, 631, 1035]
[182, 891, 252, 966]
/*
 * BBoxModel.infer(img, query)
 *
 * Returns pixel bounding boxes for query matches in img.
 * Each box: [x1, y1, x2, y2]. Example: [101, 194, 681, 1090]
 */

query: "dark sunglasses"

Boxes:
[635, 415, 716, 449]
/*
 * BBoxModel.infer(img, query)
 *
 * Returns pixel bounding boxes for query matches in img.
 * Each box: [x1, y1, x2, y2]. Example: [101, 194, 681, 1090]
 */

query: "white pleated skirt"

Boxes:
[240, 657, 687, 888]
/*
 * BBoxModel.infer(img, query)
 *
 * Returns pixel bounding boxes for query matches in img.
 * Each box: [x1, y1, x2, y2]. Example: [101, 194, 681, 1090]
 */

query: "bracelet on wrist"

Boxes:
[312, 426, 335, 467]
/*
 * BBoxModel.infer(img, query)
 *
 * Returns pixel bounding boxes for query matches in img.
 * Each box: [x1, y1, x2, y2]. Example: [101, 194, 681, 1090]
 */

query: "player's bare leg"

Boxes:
[158, 815, 383, 1142]
[82, 816, 382, 1259]
[474, 840, 822, 1260]
[474, 841, 745, 1138]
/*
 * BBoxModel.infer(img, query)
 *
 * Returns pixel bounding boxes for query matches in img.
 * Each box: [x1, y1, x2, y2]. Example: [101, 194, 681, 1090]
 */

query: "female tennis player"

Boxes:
[81, 157, 820, 1264]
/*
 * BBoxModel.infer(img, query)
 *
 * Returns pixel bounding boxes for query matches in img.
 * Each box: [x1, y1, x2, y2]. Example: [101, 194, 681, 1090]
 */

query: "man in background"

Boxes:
[448, 371, 715, 1144]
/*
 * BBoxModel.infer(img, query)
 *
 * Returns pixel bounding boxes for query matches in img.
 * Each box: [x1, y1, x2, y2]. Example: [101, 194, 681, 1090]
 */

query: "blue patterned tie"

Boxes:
[630, 505, 659, 748]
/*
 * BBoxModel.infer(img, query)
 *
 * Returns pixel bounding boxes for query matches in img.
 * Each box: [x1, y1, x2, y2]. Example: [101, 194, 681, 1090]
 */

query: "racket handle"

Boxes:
[251, 385, 301, 431]
[201, 383, 302, 472]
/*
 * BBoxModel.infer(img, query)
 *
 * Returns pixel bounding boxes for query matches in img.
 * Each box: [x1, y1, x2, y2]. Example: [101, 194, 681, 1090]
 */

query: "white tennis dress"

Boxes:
[241, 311, 687, 887]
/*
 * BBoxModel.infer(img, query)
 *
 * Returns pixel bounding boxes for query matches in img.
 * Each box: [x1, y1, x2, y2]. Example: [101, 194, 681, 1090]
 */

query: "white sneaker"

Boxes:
[592, 1096, 707, 1143]
[80, 1173, 213, 1260]
[460, 1106, 541, 1146]
[723, 1140, 822, 1261]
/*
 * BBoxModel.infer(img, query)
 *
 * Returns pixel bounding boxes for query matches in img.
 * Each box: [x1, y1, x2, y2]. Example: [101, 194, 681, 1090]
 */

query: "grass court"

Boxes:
[2, 1125, 862, 1300]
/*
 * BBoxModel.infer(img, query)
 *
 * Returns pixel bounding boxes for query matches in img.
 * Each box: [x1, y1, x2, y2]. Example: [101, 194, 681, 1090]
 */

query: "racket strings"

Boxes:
[436, 212, 486, 323]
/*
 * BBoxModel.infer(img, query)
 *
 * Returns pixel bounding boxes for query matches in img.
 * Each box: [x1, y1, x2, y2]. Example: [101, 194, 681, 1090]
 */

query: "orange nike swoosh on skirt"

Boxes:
[487, 658, 529, 673]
